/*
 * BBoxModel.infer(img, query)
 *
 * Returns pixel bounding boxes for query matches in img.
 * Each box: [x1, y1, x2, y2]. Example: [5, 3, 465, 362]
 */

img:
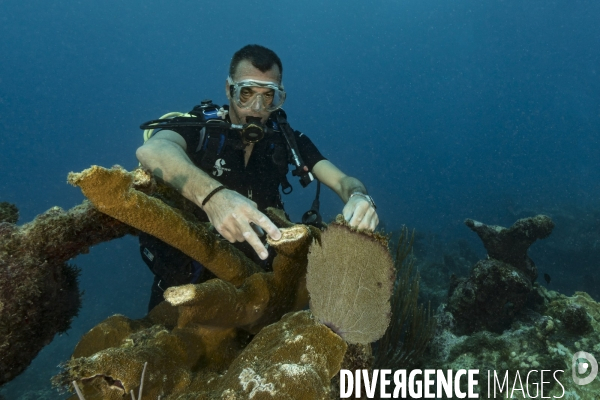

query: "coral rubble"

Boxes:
[448, 216, 554, 333]
[0, 201, 136, 386]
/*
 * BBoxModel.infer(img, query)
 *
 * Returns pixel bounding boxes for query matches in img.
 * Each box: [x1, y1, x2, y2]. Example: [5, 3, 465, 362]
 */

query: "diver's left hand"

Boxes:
[343, 196, 379, 231]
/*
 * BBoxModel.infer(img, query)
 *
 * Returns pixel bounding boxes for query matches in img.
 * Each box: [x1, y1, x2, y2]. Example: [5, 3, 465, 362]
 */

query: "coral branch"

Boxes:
[165, 224, 314, 333]
[68, 165, 261, 286]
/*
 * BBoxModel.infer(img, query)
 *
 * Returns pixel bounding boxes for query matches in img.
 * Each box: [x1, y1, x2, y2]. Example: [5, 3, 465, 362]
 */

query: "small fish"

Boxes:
[544, 273, 551, 285]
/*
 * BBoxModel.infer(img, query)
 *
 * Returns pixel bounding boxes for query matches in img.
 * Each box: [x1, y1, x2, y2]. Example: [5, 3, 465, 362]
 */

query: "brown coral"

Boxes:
[306, 218, 395, 344]
[202, 310, 347, 400]
[165, 224, 314, 333]
[54, 212, 382, 399]
[52, 166, 404, 398]
[465, 215, 554, 281]
[57, 311, 346, 400]
[68, 165, 261, 286]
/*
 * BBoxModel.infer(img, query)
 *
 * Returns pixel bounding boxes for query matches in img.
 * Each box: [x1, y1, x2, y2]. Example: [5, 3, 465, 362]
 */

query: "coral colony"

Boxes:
[2, 165, 600, 399]
[52, 166, 395, 398]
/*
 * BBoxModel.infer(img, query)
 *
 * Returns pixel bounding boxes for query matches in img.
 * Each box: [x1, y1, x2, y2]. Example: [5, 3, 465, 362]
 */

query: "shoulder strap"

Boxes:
[187, 102, 230, 163]
[272, 109, 315, 188]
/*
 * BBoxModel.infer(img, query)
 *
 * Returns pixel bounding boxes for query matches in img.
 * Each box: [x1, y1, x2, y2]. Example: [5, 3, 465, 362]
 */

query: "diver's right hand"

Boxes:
[201, 188, 281, 260]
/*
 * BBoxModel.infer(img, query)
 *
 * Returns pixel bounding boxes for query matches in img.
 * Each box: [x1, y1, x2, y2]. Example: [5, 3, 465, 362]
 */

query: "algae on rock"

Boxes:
[0, 201, 136, 386]
[0, 202, 18, 224]
[425, 287, 600, 398]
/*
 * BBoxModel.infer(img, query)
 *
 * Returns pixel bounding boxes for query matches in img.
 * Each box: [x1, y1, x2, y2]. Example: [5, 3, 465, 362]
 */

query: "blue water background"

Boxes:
[1, 0, 599, 397]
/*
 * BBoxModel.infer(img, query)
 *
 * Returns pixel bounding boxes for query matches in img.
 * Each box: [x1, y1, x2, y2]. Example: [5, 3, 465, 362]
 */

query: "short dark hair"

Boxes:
[229, 44, 283, 80]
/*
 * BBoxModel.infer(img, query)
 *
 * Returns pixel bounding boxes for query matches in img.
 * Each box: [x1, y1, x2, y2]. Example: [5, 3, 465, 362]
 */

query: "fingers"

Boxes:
[250, 213, 281, 241]
[345, 200, 379, 231]
[214, 208, 278, 260]
[232, 212, 271, 260]
[342, 203, 354, 222]
[349, 207, 375, 230]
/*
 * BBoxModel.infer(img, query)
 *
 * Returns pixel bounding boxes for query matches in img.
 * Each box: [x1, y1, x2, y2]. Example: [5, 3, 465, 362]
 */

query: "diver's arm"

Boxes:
[136, 130, 280, 259]
[136, 130, 218, 200]
[312, 160, 379, 231]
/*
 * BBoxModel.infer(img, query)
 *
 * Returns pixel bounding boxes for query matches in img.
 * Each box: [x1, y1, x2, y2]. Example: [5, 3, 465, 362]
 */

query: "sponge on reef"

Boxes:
[306, 217, 395, 344]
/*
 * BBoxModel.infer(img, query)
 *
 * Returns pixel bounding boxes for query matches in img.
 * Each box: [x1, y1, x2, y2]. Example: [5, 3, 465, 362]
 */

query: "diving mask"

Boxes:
[227, 76, 286, 112]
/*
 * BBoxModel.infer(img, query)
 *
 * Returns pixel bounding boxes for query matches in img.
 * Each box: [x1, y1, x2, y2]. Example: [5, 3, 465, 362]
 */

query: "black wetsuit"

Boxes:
[140, 107, 325, 311]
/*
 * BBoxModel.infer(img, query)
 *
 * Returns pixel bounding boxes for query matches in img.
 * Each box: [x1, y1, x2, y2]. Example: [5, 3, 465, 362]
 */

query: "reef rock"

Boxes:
[465, 215, 554, 281]
[426, 286, 600, 399]
[0, 202, 18, 224]
[0, 201, 136, 386]
[448, 216, 554, 333]
[190, 311, 347, 399]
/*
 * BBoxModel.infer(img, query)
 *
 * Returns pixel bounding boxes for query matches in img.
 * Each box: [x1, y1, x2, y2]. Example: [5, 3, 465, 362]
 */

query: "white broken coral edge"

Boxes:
[72, 362, 158, 400]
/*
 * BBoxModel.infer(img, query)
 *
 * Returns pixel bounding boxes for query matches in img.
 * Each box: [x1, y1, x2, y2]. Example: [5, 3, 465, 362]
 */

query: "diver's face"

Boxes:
[226, 60, 281, 125]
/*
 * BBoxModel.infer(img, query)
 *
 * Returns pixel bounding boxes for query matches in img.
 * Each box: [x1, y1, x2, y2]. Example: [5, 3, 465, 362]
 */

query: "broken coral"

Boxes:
[164, 223, 316, 333]
[58, 311, 346, 400]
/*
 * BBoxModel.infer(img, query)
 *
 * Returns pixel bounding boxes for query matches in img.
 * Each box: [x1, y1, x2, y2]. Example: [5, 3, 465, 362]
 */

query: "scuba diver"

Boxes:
[136, 44, 379, 311]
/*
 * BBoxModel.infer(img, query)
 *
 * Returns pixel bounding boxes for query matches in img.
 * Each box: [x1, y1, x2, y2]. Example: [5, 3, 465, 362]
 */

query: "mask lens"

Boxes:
[228, 77, 286, 112]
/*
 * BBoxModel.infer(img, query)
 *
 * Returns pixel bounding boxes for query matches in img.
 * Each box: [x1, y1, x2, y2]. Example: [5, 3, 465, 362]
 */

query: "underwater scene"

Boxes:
[1, 0, 600, 399]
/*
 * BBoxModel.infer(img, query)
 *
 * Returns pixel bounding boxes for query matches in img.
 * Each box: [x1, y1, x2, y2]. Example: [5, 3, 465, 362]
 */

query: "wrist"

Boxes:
[349, 192, 376, 209]
[201, 185, 228, 207]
